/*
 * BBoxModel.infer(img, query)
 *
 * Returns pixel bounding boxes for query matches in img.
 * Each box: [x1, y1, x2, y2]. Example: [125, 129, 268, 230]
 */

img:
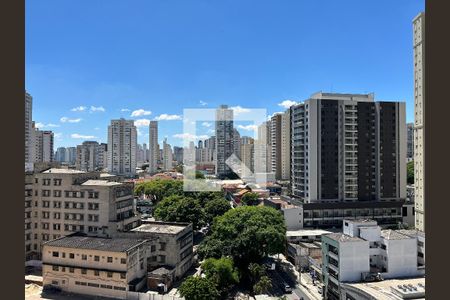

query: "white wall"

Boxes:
[339, 241, 370, 282]
[384, 238, 420, 278]
[282, 206, 303, 230]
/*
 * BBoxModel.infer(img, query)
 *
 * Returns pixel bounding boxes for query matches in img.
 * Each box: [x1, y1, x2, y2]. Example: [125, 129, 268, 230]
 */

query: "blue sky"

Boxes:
[26, 0, 424, 148]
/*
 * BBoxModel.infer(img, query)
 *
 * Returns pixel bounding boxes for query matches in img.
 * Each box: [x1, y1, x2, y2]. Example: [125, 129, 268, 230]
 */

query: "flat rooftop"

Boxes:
[287, 229, 332, 237]
[381, 230, 415, 240]
[131, 223, 187, 235]
[43, 236, 147, 252]
[81, 180, 122, 186]
[396, 229, 425, 239]
[42, 168, 85, 174]
[324, 233, 365, 243]
[342, 277, 425, 300]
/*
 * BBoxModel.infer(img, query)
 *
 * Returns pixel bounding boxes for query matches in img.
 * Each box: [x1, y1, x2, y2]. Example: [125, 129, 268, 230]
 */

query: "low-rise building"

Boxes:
[286, 228, 332, 244]
[118, 221, 194, 281]
[321, 219, 425, 300]
[42, 235, 149, 299]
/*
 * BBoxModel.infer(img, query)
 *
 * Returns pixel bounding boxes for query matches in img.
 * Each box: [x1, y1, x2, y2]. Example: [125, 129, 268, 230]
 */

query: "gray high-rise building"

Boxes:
[76, 141, 100, 172]
[149, 121, 159, 174]
[30, 122, 54, 163]
[55, 147, 66, 162]
[66, 147, 77, 165]
[233, 128, 241, 160]
[98, 143, 108, 171]
[413, 12, 425, 232]
[107, 119, 137, 177]
[270, 110, 291, 180]
[173, 146, 184, 165]
[289, 92, 406, 228]
[215, 105, 234, 178]
[25, 92, 33, 165]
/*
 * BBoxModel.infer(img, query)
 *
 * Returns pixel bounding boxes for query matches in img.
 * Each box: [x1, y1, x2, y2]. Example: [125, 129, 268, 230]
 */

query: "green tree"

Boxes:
[204, 198, 231, 225]
[134, 179, 183, 203]
[179, 276, 220, 300]
[153, 195, 206, 230]
[202, 257, 239, 296]
[241, 192, 260, 206]
[197, 206, 287, 267]
[253, 276, 272, 295]
[196, 171, 206, 179]
[407, 161, 414, 184]
[248, 263, 265, 283]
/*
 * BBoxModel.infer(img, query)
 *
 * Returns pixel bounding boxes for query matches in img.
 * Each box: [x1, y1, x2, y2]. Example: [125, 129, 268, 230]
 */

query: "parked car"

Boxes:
[282, 284, 292, 293]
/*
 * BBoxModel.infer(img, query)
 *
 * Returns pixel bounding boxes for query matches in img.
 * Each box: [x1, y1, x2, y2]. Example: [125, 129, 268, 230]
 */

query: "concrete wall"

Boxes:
[383, 238, 420, 278]
[282, 206, 303, 230]
[339, 241, 370, 282]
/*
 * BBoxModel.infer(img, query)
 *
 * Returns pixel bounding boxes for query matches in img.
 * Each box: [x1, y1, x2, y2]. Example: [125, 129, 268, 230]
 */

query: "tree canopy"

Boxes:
[197, 206, 287, 267]
[204, 198, 232, 225]
[179, 276, 220, 300]
[201, 257, 239, 297]
[407, 161, 414, 184]
[134, 179, 183, 202]
[153, 195, 206, 230]
[241, 192, 260, 206]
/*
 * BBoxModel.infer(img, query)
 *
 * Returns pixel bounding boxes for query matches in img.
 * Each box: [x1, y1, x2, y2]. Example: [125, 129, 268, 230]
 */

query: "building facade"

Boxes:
[107, 119, 137, 177]
[413, 12, 425, 232]
[215, 105, 234, 178]
[30, 122, 54, 163]
[162, 138, 173, 171]
[288, 92, 406, 228]
[407, 123, 414, 161]
[149, 121, 159, 174]
[26, 168, 140, 260]
[76, 141, 100, 172]
[42, 235, 149, 299]
[25, 92, 33, 165]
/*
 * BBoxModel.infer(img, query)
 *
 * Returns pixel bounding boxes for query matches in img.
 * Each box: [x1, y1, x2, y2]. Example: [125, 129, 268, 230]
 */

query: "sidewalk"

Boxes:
[297, 272, 323, 300]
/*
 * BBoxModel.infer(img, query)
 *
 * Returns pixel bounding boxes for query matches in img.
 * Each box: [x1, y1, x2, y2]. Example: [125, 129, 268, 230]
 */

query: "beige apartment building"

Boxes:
[413, 12, 425, 232]
[26, 167, 140, 261]
[119, 220, 194, 280]
[42, 235, 149, 299]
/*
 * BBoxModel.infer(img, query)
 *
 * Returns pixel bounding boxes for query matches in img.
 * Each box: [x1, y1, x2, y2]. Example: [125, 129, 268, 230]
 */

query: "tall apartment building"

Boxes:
[271, 111, 291, 180]
[97, 143, 108, 171]
[407, 123, 414, 161]
[240, 137, 254, 178]
[162, 138, 173, 171]
[108, 119, 137, 177]
[149, 121, 159, 174]
[143, 143, 148, 162]
[233, 128, 241, 160]
[215, 105, 234, 178]
[173, 146, 183, 165]
[25, 92, 33, 165]
[413, 12, 425, 233]
[76, 141, 101, 172]
[67, 147, 77, 165]
[254, 120, 272, 176]
[55, 147, 66, 163]
[26, 168, 140, 261]
[30, 123, 54, 163]
[289, 92, 406, 228]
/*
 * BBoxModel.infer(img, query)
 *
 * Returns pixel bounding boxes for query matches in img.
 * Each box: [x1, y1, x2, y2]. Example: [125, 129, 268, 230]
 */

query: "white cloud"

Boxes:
[71, 133, 97, 139]
[60, 117, 82, 123]
[131, 109, 152, 117]
[278, 99, 298, 109]
[121, 108, 130, 112]
[202, 122, 212, 127]
[134, 119, 151, 127]
[173, 133, 209, 140]
[199, 100, 208, 106]
[35, 122, 61, 129]
[230, 106, 251, 115]
[155, 114, 182, 121]
[71, 106, 87, 112]
[94, 127, 100, 130]
[237, 124, 258, 131]
[207, 128, 215, 134]
[54, 133, 63, 139]
[90, 106, 105, 112]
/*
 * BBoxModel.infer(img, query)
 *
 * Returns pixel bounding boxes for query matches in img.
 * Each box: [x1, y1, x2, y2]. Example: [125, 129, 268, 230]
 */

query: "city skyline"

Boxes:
[26, 0, 424, 148]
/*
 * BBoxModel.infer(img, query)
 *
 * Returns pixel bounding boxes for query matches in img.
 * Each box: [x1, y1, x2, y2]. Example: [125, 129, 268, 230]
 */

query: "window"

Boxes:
[82, 254, 87, 260]
[52, 251, 59, 257]
[54, 179, 62, 186]
[53, 191, 61, 198]
[107, 272, 113, 278]
[69, 267, 74, 273]
[52, 266, 59, 271]
[94, 255, 100, 262]
[107, 257, 113, 263]
[94, 270, 100, 276]
[69, 253, 75, 259]
[81, 269, 87, 274]
[159, 242, 166, 251]
[62, 252, 65, 258]
[120, 258, 126, 264]
[120, 273, 126, 279]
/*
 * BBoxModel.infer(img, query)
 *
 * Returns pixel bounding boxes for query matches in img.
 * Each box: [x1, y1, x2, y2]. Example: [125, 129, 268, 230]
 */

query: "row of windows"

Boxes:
[74, 281, 126, 291]
[38, 190, 100, 199]
[40, 178, 62, 186]
[50, 265, 126, 280]
[51, 251, 127, 264]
